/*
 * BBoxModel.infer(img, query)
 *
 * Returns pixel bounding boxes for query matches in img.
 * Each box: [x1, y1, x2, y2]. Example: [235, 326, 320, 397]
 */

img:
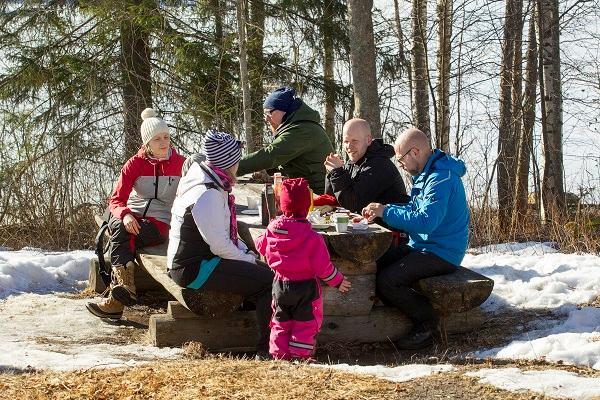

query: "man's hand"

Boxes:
[338, 278, 351, 293]
[324, 153, 344, 173]
[361, 203, 385, 222]
[123, 213, 141, 235]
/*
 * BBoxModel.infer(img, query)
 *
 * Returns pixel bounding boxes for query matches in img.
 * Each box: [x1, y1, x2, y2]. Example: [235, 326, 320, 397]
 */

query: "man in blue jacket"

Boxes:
[362, 127, 469, 349]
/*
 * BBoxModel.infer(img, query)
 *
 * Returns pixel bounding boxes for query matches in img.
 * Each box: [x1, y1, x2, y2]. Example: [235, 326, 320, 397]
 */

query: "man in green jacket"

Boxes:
[237, 86, 333, 194]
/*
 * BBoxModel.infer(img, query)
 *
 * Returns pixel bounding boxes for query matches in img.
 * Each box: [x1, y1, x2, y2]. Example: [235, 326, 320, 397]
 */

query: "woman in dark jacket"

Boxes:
[167, 130, 273, 357]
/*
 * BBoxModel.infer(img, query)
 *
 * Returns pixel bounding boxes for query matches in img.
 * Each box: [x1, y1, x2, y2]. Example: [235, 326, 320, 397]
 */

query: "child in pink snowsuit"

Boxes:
[255, 178, 351, 360]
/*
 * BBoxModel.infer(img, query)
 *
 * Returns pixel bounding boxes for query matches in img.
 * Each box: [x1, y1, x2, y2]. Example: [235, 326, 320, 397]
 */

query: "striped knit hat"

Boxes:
[203, 130, 242, 170]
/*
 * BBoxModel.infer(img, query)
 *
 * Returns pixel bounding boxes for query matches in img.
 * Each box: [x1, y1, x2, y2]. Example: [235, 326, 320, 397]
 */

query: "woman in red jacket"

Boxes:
[87, 108, 185, 320]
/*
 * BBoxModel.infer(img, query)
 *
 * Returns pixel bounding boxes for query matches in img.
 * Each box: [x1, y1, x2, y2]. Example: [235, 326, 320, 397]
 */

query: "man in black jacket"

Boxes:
[324, 118, 408, 213]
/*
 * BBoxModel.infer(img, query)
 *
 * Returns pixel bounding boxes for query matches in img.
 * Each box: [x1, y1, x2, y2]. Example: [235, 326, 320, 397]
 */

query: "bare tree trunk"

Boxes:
[538, 0, 565, 221]
[509, 0, 524, 233]
[393, 0, 413, 110]
[211, 0, 225, 129]
[236, 0, 252, 145]
[211, 0, 223, 43]
[435, 0, 452, 152]
[412, 0, 431, 138]
[513, 1, 537, 231]
[248, 0, 265, 152]
[511, 0, 524, 154]
[496, 0, 519, 229]
[121, 2, 152, 159]
[347, 0, 382, 138]
[454, 2, 467, 157]
[323, 0, 336, 146]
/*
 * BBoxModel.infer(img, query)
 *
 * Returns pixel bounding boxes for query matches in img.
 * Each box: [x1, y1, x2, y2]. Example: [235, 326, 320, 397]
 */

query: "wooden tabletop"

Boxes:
[233, 182, 393, 263]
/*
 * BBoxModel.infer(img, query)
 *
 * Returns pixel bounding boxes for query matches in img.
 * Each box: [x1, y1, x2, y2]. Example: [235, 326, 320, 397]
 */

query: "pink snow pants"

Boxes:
[269, 278, 323, 360]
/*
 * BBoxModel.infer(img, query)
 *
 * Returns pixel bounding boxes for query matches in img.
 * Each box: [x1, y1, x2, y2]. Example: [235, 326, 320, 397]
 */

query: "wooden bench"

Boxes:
[417, 266, 494, 315]
[90, 215, 244, 316]
[88, 215, 164, 294]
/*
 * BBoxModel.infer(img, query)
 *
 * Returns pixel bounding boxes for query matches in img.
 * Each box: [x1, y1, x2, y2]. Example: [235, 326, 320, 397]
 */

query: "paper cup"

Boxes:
[335, 222, 348, 233]
[333, 214, 349, 233]
[247, 196, 259, 210]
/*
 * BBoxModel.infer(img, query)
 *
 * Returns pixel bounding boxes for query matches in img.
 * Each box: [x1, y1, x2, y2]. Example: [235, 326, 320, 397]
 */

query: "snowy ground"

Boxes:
[0, 243, 599, 399]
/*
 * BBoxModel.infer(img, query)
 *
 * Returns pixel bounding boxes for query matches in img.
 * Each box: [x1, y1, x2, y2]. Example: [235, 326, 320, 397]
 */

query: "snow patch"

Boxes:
[313, 363, 454, 382]
[466, 368, 600, 400]
[463, 247, 600, 311]
[0, 293, 181, 371]
[477, 306, 600, 369]
[0, 249, 94, 298]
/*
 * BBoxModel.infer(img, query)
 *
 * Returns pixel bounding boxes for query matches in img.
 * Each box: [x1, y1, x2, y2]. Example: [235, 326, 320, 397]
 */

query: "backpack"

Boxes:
[94, 209, 112, 287]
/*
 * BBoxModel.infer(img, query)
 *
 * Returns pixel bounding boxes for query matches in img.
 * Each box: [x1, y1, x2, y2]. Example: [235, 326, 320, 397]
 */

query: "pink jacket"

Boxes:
[255, 217, 344, 287]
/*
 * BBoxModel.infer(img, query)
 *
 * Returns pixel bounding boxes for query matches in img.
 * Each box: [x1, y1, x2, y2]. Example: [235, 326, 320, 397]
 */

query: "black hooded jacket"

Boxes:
[325, 139, 409, 213]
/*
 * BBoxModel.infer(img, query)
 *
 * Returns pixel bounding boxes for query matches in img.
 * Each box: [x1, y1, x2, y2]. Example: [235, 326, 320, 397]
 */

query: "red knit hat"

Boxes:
[279, 178, 311, 218]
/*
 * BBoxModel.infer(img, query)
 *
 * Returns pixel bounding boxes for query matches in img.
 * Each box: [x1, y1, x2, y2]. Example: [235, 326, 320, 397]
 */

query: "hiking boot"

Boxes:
[111, 261, 137, 306]
[395, 322, 437, 350]
[86, 293, 123, 320]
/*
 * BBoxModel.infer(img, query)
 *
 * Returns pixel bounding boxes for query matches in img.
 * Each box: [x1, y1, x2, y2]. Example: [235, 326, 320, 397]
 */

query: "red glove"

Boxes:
[313, 194, 339, 207]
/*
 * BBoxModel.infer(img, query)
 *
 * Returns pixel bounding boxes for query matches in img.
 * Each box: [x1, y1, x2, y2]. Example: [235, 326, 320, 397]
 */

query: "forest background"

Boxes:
[0, 0, 598, 252]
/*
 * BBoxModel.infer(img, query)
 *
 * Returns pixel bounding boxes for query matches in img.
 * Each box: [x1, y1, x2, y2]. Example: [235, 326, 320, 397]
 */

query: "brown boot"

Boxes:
[86, 291, 124, 320]
[111, 261, 137, 306]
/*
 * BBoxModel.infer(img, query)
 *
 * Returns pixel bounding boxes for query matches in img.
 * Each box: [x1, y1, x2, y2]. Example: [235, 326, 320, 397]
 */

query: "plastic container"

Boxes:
[272, 172, 283, 215]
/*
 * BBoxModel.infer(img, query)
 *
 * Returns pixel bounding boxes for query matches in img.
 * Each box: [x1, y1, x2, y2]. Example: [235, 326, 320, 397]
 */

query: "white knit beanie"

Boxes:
[140, 108, 169, 145]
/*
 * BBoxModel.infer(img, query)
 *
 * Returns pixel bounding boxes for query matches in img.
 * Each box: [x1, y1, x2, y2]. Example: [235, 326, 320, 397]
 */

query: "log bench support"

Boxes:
[150, 301, 487, 349]
[148, 263, 494, 349]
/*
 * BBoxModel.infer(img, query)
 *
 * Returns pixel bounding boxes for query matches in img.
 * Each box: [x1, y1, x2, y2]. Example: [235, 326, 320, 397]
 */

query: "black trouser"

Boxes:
[376, 244, 456, 327]
[201, 259, 274, 352]
[108, 214, 165, 267]
[272, 279, 319, 322]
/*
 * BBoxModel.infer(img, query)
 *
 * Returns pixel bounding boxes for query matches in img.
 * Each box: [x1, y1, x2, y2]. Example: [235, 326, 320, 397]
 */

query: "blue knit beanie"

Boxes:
[263, 86, 301, 113]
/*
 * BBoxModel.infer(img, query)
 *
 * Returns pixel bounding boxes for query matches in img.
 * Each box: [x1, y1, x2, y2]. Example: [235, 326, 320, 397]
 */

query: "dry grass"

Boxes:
[470, 206, 600, 253]
[0, 218, 97, 251]
[1, 293, 598, 399]
[581, 296, 600, 309]
[60, 287, 98, 300]
[0, 356, 572, 400]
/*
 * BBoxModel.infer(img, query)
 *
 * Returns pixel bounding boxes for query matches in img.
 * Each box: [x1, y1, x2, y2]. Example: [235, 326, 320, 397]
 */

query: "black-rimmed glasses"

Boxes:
[396, 147, 415, 164]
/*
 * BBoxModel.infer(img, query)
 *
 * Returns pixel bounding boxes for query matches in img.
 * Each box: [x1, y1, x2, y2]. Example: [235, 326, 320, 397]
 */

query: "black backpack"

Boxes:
[94, 209, 112, 287]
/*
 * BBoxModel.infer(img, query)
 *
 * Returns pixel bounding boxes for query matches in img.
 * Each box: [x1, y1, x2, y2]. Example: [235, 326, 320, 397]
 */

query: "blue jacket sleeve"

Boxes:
[381, 171, 452, 234]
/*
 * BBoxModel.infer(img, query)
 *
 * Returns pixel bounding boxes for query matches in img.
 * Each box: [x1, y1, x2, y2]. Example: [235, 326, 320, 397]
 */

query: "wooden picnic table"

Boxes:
[90, 181, 494, 349]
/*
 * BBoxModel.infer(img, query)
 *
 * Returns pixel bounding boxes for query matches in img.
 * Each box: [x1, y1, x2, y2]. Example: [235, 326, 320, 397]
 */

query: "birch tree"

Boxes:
[538, 0, 565, 220]
[412, 0, 431, 138]
[435, 0, 452, 151]
[513, 2, 538, 229]
[497, 0, 522, 228]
